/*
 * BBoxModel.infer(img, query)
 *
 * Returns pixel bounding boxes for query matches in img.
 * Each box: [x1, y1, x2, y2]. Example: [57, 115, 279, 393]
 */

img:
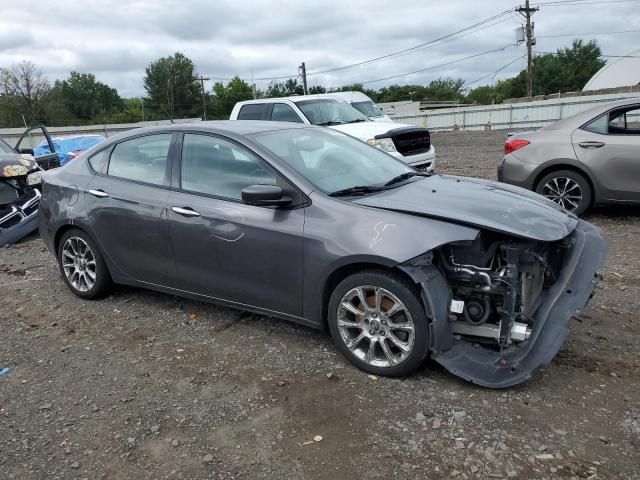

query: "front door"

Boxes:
[167, 133, 305, 317]
[84, 133, 175, 285]
[572, 105, 640, 202]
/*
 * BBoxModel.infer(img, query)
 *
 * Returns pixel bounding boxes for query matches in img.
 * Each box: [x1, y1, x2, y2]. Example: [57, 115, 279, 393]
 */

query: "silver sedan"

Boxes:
[499, 99, 640, 215]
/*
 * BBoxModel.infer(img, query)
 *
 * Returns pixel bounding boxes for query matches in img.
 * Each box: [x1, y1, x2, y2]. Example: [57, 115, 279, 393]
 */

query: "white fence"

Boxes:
[391, 92, 640, 131]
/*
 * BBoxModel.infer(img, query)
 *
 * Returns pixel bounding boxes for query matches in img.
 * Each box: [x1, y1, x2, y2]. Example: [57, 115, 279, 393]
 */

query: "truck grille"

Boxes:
[392, 130, 431, 156]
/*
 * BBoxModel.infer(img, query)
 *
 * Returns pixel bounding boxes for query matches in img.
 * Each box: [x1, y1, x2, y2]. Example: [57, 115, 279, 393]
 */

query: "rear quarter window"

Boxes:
[88, 149, 110, 174]
[237, 104, 268, 120]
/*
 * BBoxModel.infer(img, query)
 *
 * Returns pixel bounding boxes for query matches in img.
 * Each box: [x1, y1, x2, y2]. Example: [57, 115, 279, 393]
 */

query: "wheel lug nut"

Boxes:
[369, 330, 374, 335]
[381, 331, 385, 336]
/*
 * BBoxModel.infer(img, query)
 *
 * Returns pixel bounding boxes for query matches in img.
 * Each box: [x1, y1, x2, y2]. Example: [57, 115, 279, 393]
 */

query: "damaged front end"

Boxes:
[0, 154, 43, 247]
[400, 220, 606, 388]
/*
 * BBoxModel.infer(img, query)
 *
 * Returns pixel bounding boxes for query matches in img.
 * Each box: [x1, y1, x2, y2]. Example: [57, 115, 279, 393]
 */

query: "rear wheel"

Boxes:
[57, 228, 112, 299]
[327, 270, 430, 377]
[535, 169, 592, 215]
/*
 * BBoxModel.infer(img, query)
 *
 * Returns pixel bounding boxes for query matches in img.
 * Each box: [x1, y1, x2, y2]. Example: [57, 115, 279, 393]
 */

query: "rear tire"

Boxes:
[327, 270, 430, 377]
[535, 169, 592, 215]
[57, 228, 112, 299]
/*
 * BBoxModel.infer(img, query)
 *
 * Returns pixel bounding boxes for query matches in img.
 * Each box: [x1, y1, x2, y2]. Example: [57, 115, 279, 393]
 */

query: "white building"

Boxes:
[583, 48, 640, 91]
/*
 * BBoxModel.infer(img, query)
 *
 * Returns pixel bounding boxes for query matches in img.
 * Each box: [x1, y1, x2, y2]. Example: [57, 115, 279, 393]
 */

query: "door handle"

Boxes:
[88, 189, 109, 198]
[579, 141, 605, 149]
[171, 206, 201, 217]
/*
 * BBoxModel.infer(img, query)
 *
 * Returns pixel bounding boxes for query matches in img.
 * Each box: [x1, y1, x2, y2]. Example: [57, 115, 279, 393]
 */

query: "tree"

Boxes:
[532, 39, 605, 95]
[0, 61, 51, 126]
[470, 39, 606, 103]
[210, 76, 254, 119]
[308, 85, 326, 94]
[466, 85, 500, 105]
[51, 72, 124, 123]
[265, 79, 304, 97]
[143, 52, 200, 119]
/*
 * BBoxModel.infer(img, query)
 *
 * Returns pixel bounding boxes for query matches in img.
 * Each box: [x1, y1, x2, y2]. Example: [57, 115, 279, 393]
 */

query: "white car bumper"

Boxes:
[389, 145, 436, 172]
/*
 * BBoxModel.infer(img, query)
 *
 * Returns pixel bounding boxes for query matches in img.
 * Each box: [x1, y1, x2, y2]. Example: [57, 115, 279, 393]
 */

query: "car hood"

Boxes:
[329, 121, 417, 141]
[352, 175, 578, 242]
[0, 153, 37, 179]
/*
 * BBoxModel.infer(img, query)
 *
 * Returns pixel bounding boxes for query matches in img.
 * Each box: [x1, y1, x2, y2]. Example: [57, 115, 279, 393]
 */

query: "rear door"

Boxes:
[572, 104, 640, 202]
[166, 132, 305, 317]
[85, 133, 176, 285]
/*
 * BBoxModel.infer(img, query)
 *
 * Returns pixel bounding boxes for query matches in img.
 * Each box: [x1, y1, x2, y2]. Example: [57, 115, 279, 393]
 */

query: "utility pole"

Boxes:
[195, 75, 210, 120]
[299, 62, 308, 95]
[516, 0, 538, 98]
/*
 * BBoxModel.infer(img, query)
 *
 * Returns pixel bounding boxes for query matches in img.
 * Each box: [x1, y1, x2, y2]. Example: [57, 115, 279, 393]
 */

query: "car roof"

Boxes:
[235, 95, 348, 105]
[544, 97, 640, 130]
[106, 120, 313, 142]
[321, 91, 373, 102]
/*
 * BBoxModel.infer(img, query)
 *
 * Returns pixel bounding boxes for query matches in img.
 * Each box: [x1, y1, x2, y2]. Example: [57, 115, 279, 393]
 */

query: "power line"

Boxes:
[535, 51, 640, 57]
[308, 9, 514, 75]
[538, 29, 640, 38]
[204, 7, 516, 83]
[464, 55, 526, 88]
[361, 45, 515, 84]
[537, 0, 640, 5]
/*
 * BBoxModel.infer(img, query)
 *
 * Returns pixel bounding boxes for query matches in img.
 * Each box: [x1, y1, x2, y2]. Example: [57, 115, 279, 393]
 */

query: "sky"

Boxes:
[0, 0, 639, 98]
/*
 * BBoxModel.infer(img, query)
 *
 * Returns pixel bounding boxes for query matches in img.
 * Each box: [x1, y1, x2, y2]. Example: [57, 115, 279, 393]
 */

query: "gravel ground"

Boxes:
[1, 130, 639, 480]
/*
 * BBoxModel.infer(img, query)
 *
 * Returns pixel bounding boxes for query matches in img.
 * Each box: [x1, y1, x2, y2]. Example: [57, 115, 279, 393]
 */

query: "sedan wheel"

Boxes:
[57, 228, 112, 299]
[62, 237, 96, 292]
[328, 270, 430, 377]
[535, 170, 592, 216]
[337, 286, 415, 368]
[540, 177, 582, 211]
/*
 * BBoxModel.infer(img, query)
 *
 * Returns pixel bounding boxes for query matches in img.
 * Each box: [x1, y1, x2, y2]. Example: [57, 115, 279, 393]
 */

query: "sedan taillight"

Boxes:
[504, 139, 530, 155]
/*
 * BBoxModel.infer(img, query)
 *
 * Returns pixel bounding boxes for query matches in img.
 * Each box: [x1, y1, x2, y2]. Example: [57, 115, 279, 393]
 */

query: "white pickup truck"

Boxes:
[229, 96, 435, 172]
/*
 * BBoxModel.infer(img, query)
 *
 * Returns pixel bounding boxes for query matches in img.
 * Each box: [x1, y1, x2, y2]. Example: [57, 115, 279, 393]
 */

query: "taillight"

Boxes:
[504, 139, 530, 155]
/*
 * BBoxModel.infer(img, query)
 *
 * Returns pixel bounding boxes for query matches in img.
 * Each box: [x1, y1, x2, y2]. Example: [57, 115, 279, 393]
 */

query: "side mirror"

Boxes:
[19, 148, 35, 156]
[241, 184, 291, 207]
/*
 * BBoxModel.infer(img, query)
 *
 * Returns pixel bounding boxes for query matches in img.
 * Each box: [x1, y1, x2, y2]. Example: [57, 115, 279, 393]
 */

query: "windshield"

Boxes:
[294, 99, 367, 126]
[0, 138, 15, 154]
[251, 127, 414, 194]
[351, 100, 385, 118]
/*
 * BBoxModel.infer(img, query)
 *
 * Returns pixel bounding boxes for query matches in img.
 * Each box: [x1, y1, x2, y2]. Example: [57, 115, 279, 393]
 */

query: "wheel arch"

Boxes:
[318, 261, 418, 333]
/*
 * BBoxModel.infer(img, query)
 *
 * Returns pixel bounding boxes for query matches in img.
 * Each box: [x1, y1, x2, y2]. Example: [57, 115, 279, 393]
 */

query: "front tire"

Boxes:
[57, 228, 112, 299]
[327, 270, 430, 377]
[535, 170, 592, 215]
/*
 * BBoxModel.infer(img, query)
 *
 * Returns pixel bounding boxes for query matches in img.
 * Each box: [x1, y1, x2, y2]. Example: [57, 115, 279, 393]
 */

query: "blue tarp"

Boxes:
[34, 135, 106, 166]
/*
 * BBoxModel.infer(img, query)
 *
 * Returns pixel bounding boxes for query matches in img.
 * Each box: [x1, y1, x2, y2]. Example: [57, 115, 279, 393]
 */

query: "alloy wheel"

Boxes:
[540, 176, 583, 211]
[61, 236, 97, 292]
[336, 285, 415, 368]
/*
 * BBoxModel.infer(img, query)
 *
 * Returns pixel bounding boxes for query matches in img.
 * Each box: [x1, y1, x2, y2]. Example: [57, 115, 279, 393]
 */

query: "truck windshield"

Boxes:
[251, 127, 414, 194]
[351, 100, 385, 118]
[294, 99, 367, 126]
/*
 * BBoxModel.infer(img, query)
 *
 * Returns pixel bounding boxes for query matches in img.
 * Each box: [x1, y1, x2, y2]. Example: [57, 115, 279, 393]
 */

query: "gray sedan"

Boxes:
[499, 99, 640, 215]
[39, 121, 606, 387]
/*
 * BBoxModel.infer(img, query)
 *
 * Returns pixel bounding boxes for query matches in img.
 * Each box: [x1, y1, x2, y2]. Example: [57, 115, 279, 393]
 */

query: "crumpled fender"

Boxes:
[403, 219, 606, 388]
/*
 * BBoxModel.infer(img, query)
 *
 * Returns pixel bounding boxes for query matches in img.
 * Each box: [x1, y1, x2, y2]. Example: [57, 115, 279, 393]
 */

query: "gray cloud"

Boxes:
[0, 0, 638, 97]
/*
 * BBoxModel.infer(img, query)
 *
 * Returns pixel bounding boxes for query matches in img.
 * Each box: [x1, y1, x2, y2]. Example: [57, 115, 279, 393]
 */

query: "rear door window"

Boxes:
[270, 103, 304, 123]
[237, 104, 268, 120]
[107, 134, 173, 185]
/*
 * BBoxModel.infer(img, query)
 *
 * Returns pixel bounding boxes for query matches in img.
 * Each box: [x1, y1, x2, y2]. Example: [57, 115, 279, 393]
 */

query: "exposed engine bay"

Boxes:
[0, 154, 43, 246]
[436, 232, 566, 351]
